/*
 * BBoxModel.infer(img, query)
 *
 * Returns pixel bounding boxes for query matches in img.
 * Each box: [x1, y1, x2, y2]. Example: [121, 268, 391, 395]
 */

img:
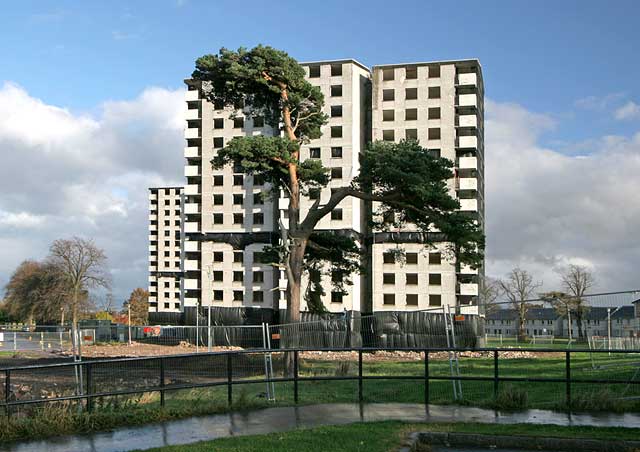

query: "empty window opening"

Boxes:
[429, 294, 442, 306]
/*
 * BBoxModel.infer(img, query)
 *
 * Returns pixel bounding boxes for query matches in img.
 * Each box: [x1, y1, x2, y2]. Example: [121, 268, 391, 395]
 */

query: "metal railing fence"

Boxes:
[1, 346, 639, 418]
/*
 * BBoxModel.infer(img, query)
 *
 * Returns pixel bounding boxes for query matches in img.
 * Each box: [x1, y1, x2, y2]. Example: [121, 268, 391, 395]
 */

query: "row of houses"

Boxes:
[485, 306, 638, 338]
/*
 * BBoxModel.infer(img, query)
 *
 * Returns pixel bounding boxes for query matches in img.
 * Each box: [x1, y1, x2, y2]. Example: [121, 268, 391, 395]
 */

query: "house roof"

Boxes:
[486, 306, 636, 321]
[486, 308, 558, 321]
[583, 306, 635, 321]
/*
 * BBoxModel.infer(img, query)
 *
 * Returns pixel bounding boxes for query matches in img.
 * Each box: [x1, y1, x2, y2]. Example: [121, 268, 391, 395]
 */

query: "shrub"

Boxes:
[494, 384, 528, 410]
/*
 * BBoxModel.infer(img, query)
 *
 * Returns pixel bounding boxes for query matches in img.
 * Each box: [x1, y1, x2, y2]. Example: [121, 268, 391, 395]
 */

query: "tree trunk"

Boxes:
[518, 305, 526, 341]
[576, 313, 584, 340]
[286, 238, 307, 324]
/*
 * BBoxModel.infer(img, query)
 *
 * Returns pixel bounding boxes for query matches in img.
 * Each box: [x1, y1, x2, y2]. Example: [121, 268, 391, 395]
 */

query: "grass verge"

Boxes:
[1, 353, 639, 444]
[139, 420, 640, 452]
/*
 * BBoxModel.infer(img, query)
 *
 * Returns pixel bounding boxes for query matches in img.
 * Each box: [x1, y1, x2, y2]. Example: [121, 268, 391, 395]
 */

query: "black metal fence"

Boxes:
[2, 346, 640, 418]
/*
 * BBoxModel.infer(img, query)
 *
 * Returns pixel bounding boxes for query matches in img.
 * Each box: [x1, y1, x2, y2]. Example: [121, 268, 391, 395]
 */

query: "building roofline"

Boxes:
[298, 58, 371, 72]
[149, 186, 184, 191]
[373, 58, 482, 70]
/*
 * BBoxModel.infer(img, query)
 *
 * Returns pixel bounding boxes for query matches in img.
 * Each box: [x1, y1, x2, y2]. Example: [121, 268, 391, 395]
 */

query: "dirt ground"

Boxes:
[0, 342, 563, 367]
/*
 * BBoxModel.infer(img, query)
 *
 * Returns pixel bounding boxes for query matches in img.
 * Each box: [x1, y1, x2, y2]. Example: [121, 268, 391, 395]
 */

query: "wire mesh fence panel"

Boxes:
[7, 363, 82, 412]
[92, 358, 160, 395]
[573, 350, 640, 406]
[296, 350, 358, 404]
[360, 311, 482, 349]
[210, 325, 266, 349]
[0, 330, 73, 353]
[164, 354, 227, 389]
[269, 319, 349, 350]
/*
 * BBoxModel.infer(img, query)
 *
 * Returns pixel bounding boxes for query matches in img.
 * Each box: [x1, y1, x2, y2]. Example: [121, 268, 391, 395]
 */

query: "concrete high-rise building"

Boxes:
[148, 186, 183, 313]
[148, 57, 484, 318]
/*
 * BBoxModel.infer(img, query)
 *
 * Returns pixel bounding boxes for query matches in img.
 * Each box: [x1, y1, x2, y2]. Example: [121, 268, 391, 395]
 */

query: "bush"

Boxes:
[493, 384, 528, 410]
[567, 389, 621, 412]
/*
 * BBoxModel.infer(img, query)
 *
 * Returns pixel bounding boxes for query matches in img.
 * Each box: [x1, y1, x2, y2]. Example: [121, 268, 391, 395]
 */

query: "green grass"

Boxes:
[1, 353, 639, 444]
[140, 421, 640, 451]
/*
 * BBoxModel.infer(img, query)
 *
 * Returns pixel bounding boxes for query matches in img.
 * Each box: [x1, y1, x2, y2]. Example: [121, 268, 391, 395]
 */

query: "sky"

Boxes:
[1, 0, 640, 305]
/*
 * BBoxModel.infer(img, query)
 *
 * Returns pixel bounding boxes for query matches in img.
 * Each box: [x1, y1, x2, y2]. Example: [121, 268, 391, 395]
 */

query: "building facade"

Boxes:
[148, 186, 183, 313]
[485, 307, 639, 338]
[149, 58, 485, 317]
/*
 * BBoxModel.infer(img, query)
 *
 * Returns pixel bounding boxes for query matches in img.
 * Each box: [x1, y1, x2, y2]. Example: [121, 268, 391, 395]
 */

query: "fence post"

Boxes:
[86, 363, 93, 413]
[13, 332, 16, 351]
[424, 350, 429, 405]
[565, 351, 571, 410]
[159, 357, 165, 408]
[227, 353, 233, 407]
[5, 370, 10, 419]
[493, 350, 499, 400]
[293, 350, 299, 403]
[358, 349, 363, 403]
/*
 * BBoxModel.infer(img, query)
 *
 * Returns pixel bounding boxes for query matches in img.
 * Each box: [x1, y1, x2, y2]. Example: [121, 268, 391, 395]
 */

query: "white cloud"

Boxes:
[614, 101, 640, 120]
[574, 92, 626, 111]
[485, 99, 640, 292]
[0, 82, 184, 303]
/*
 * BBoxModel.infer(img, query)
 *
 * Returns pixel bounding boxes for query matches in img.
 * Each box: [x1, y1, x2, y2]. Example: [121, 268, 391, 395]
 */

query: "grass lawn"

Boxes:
[140, 421, 640, 452]
[1, 352, 639, 444]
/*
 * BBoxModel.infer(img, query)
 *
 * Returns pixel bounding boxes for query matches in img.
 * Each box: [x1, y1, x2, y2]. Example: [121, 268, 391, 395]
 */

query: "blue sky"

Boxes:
[1, 0, 640, 302]
[2, 0, 639, 144]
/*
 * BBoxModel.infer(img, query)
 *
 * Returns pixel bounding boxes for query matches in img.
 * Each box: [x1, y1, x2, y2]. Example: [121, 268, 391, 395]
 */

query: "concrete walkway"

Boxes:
[2, 403, 639, 452]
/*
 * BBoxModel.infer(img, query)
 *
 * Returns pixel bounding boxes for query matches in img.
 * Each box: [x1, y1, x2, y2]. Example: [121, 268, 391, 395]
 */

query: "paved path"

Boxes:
[3, 403, 639, 452]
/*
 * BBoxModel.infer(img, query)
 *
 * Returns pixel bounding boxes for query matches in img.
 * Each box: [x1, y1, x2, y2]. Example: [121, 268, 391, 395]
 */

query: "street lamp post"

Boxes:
[206, 265, 214, 352]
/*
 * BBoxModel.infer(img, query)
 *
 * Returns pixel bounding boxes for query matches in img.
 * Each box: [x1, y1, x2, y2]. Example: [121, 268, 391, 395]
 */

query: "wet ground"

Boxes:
[2, 403, 638, 452]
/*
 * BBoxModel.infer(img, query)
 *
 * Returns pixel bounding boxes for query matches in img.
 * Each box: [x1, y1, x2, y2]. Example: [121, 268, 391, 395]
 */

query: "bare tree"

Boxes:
[498, 268, 542, 340]
[48, 237, 111, 328]
[479, 276, 501, 316]
[557, 265, 594, 340]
